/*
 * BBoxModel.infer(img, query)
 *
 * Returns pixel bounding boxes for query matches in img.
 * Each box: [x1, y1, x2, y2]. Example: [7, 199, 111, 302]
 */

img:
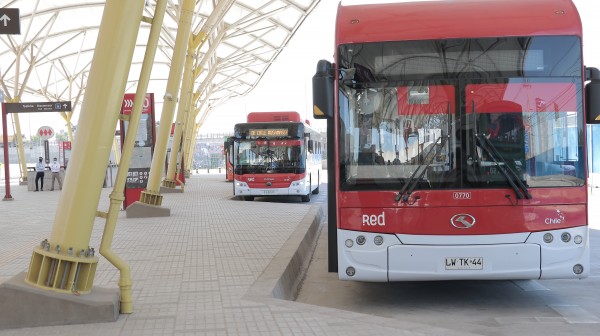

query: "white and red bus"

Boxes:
[313, 0, 600, 281]
[233, 111, 323, 202]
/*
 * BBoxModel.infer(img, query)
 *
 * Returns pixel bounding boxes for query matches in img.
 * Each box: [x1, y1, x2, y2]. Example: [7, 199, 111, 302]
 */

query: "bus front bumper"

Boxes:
[337, 226, 589, 281]
[234, 179, 308, 197]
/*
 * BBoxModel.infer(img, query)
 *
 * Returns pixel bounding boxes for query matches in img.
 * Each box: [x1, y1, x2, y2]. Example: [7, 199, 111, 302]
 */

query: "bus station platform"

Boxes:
[0, 173, 475, 336]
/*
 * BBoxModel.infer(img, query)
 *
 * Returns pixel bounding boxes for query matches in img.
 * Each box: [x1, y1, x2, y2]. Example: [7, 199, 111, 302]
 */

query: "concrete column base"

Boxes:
[160, 186, 183, 193]
[0, 272, 119, 330]
[125, 201, 171, 218]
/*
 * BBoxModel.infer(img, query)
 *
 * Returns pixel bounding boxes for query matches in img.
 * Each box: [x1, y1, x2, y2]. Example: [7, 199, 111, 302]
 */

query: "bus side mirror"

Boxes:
[312, 59, 335, 119]
[585, 67, 600, 124]
[308, 139, 314, 153]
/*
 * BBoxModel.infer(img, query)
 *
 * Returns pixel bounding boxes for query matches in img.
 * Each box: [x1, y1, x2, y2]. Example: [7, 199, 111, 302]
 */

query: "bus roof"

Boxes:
[336, 0, 582, 45]
[247, 111, 302, 123]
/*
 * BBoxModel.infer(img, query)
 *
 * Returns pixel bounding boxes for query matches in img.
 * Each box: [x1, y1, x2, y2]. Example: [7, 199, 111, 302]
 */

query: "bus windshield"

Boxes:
[234, 139, 306, 174]
[233, 121, 308, 175]
[337, 36, 585, 191]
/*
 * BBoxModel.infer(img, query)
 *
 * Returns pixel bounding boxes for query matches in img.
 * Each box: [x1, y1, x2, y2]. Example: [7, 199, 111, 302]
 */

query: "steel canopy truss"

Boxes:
[0, 0, 321, 125]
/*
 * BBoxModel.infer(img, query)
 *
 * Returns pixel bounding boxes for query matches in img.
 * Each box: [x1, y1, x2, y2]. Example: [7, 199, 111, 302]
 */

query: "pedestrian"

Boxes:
[35, 157, 46, 191]
[49, 157, 62, 191]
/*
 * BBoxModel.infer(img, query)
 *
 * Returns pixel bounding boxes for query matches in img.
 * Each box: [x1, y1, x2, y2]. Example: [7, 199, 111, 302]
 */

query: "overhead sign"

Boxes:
[38, 126, 55, 140]
[4, 101, 72, 113]
[0, 8, 20, 35]
[121, 93, 153, 115]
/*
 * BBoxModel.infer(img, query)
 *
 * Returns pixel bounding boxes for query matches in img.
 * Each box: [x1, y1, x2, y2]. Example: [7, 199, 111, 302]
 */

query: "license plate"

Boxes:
[263, 190, 276, 195]
[445, 257, 483, 270]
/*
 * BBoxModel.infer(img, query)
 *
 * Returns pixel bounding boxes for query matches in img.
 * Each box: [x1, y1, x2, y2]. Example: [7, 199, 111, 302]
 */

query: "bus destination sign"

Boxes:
[249, 128, 288, 137]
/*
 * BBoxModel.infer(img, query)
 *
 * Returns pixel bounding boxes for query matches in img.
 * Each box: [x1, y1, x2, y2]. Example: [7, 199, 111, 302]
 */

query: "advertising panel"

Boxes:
[119, 93, 156, 209]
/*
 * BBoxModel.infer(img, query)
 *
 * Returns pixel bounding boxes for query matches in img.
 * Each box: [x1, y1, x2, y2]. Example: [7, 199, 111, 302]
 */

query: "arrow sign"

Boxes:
[121, 93, 153, 115]
[4, 101, 72, 113]
[0, 8, 20, 35]
[0, 14, 10, 26]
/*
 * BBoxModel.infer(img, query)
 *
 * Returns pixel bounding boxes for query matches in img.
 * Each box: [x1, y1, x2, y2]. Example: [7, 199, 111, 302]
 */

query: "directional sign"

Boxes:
[38, 126, 55, 140]
[4, 101, 72, 113]
[121, 93, 153, 115]
[0, 8, 20, 35]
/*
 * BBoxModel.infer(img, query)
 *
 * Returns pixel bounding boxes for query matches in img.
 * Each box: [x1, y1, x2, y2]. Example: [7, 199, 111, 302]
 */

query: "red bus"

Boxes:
[233, 111, 323, 202]
[313, 0, 600, 281]
[224, 137, 234, 182]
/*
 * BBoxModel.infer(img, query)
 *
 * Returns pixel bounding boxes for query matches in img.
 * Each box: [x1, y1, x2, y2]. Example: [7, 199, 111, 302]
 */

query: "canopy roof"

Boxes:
[0, 0, 320, 126]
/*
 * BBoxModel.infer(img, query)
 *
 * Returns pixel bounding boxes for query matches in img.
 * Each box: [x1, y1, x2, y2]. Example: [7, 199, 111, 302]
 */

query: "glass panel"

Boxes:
[339, 84, 455, 190]
[467, 82, 584, 187]
[337, 36, 584, 191]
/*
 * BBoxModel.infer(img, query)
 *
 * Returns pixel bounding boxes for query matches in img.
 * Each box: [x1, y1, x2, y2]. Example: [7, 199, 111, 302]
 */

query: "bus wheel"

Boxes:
[243, 196, 254, 201]
[301, 194, 310, 202]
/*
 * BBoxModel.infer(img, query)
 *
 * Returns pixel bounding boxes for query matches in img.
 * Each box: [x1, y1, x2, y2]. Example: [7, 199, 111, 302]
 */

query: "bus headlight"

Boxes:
[374, 235, 384, 245]
[345, 239, 354, 248]
[291, 181, 304, 186]
[543, 233, 553, 243]
[574, 235, 583, 244]
[561, 232, 571, 243]
[356, 235, 366, 245]
[235, 181, 248, 187]
[573, 264, 584, 275]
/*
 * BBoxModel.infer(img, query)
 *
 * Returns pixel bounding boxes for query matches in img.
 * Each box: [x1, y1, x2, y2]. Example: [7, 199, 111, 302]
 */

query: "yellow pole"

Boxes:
[99, 0, 168, 313]
[162, 37, 195, 188]
[13, 113, 27, 183]
[140, 0, 195, 206]
[180, 105, 195, 177]
[26, 0, 145, 295]
[6, 97, 28, 183]
[112, 137, 121, 165]
[187, 121, 201, 172]
[66, 119, 74, 143]
[183, 106, 196, 176]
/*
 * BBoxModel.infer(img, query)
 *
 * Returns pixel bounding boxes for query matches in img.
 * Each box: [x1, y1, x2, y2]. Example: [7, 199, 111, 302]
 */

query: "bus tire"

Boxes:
[301, 194, 310, 202]
[243, 196, 254, 201]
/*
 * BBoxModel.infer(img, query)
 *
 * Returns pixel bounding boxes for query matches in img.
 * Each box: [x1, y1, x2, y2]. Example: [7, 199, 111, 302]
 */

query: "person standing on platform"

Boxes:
[34, 157, 46, 191]
[49, 157, 62, 191]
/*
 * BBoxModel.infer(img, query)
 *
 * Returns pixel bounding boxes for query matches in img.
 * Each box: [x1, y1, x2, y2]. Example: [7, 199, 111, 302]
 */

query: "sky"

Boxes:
[6, 0, 600, 138]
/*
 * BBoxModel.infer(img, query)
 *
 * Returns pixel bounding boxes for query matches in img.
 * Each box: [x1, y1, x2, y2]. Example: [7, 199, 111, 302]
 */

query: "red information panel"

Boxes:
[59, 141, 72, 168]
[119, 93, 156, 209]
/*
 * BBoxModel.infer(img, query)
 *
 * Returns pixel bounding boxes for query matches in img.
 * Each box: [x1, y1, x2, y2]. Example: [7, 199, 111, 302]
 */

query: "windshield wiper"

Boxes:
[475, 134, 532, 200]
[395, 135, 446, 202]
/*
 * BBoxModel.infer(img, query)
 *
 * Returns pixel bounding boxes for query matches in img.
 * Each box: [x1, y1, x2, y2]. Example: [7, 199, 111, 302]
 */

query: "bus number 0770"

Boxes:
[453, 192, 471, 199]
